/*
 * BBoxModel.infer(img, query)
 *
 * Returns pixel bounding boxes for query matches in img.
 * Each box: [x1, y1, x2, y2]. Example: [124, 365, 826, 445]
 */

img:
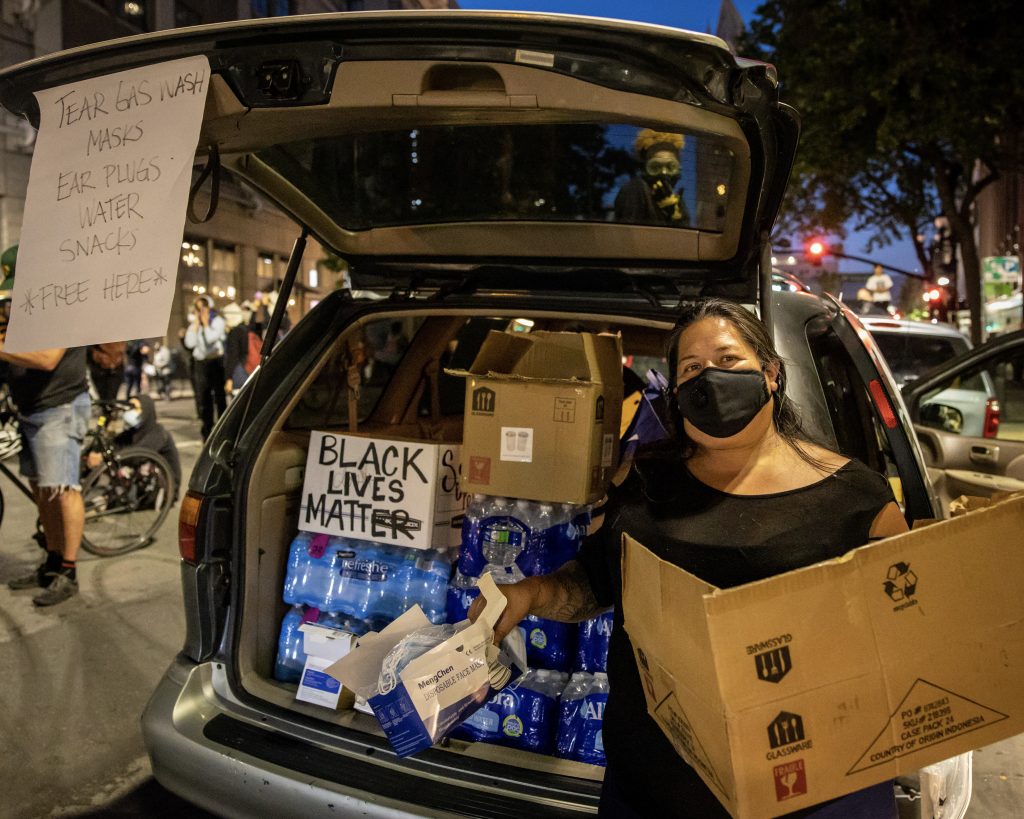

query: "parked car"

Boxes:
[902, 328, 1024, 505]
[0, 11, 945, 818]
[863, 317, 999, 438]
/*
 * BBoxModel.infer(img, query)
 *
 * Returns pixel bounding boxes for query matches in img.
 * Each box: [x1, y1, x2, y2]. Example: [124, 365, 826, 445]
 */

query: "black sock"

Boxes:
[59, 559, 76, 581]
[44, 551, 62, 571]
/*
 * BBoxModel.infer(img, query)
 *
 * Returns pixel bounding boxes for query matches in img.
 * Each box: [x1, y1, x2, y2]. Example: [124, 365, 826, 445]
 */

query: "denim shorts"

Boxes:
[18, 391, 91, 490]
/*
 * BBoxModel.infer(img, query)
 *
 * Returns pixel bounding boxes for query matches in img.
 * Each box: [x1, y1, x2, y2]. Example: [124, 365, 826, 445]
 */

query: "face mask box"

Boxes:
[449, 330, 623, 506]
[295, 624, 356, 709]
[298, 432, 465, 550]
[326, 573, 527, 758]
[621, 493, 1024, 819]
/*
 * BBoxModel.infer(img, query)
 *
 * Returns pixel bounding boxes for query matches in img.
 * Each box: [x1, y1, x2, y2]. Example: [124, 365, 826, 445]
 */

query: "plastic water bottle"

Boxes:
[571, 504, 592, 540]
[328, 540, 405, 629]
[517, 504, 582, 577]
[575, 610, 614, 673]
[367, 542, 408, 627]
[514, 498, 536, 543]
[514, 669, 566, 754]
[481, 498, 527, 585]
[274, 605, 310, 683]
[401, 549, 451, 624]
[556, 503, 584, 568]
[556, 672, 591, 759]
[457, 493, 489, 577]
[282, 532, 336, 609]
[318, 610, 370, 637]
[446, 571, 480, 623]
[497, 669, 561, 753]
[452, 697, 503, 745]
[517, 502, 549, 577]
[275, 606, 370, 684]
[519, 614, 576, 672]
[575, 672, 609, 766]
[452, 669, 565, 754]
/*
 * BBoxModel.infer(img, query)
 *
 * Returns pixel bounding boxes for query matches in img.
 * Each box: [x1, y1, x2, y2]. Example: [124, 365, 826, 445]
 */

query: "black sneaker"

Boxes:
[8, 562, 54, 590]
[32, 573, 79, 606]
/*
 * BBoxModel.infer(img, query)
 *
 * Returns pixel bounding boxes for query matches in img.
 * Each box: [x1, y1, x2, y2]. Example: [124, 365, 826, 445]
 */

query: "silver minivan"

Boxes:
[0, 11, 943, 817]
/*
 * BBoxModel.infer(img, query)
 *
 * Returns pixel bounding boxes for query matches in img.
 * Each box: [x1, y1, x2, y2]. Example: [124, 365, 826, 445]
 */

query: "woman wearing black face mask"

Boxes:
[471, 299, 908, 819]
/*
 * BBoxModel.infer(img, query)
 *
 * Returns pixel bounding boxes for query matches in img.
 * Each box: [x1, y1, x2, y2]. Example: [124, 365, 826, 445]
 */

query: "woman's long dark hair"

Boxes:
[662, 298, 825, 466]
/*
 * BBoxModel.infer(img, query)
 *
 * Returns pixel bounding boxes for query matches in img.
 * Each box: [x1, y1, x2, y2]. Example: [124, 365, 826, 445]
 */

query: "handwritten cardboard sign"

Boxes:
[4, 55, 210, 352]
[299, 432, 465, 551]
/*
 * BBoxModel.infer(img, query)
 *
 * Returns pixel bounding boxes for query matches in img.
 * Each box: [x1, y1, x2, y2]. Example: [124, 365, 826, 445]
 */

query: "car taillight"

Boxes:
[179, 491, 204, 564]
[868, 379, 898, 429]
[983, 399, 1001, 439]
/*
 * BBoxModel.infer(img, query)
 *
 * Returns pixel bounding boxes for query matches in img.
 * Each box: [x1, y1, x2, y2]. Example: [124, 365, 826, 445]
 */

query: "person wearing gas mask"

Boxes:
[471, 298, 908, 818]
[614, 129, 690, 226]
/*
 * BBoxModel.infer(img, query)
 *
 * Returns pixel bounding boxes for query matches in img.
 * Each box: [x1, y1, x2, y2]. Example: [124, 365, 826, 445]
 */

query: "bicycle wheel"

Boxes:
[80, 447, 177, 557]
[0, 420, 22, 461]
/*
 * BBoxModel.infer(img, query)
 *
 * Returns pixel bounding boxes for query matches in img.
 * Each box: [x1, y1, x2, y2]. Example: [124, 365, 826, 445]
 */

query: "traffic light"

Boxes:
[922, 286, 949, 321]
[804, 237, 828, 266]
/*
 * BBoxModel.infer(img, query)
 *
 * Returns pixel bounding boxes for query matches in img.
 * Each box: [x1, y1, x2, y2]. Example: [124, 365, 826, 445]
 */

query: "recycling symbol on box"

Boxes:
[883, 561, 918, 602]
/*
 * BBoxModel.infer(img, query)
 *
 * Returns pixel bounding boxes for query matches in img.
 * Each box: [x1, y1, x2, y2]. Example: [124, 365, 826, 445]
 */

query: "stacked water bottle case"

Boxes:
[274, 533, 452, 684]
[446, 494, 613, 765]
[274, 495, 612, 766]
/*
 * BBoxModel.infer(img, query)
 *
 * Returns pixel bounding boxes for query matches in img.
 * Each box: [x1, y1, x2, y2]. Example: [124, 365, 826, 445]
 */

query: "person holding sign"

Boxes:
[471, 299, 908, 818]
[184, 294, 227, 440]
[0, 247, 89, 607]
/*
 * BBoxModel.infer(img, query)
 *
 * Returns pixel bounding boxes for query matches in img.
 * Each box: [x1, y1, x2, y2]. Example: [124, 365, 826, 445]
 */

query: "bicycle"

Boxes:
[0, 397, 177, 557]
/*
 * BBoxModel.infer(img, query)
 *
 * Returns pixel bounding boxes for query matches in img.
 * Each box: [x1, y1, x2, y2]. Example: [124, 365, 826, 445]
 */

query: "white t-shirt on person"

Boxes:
[865, 272, 893, 302]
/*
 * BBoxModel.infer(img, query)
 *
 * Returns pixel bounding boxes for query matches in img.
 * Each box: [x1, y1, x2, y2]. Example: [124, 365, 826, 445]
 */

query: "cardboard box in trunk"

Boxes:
[451, 331, 623, 506]
[621, 494, 1024, 819]
[298, 432, 464, 550]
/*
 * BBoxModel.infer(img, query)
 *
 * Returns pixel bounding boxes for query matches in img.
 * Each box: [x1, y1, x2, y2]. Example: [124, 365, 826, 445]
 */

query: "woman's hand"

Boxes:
[467, 561, 604, 643]
[467, 577, 538, 644]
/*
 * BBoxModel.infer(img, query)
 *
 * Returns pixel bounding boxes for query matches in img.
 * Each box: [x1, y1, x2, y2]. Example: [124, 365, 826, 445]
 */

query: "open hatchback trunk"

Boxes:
[0, 9, 799, 303]
[0, 11, 810, 817]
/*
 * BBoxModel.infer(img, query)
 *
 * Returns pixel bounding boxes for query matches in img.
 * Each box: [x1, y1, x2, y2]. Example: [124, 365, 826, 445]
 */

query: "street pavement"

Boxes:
[0, 395, 1022, 817]
[0, 395, 213, 819]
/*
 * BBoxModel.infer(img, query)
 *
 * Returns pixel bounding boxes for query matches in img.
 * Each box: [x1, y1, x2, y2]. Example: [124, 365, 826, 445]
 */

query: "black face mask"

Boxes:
[675, 367, 771, 439]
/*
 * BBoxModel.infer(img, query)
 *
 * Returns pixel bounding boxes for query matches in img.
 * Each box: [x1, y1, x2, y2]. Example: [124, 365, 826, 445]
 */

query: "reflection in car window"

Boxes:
[256, 123, 736, 232]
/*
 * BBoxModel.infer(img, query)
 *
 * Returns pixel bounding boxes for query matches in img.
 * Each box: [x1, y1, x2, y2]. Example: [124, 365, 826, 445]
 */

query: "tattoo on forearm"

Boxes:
[536, 560, 603, 623]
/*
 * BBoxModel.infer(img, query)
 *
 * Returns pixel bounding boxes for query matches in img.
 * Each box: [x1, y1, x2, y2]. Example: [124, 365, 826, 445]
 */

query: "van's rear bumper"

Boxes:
[141, 656, 599, 818]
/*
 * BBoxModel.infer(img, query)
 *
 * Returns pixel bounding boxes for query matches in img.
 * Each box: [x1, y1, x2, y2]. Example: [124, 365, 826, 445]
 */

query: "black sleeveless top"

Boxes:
[577, 455, 896, 818]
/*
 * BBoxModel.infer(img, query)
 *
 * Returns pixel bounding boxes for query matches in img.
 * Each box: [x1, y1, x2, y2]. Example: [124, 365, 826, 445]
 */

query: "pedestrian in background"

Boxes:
[87, 342, 125, 402]
[124, 340, 150, 398]
[152, 341, 173, 400]
[865, 264, 894, 311]
[184, 294, 227, 440]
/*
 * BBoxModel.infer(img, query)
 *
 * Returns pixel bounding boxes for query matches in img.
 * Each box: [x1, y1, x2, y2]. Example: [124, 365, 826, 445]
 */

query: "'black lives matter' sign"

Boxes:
[6, 56, 209, 352]
[299, 431, 464, 550]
